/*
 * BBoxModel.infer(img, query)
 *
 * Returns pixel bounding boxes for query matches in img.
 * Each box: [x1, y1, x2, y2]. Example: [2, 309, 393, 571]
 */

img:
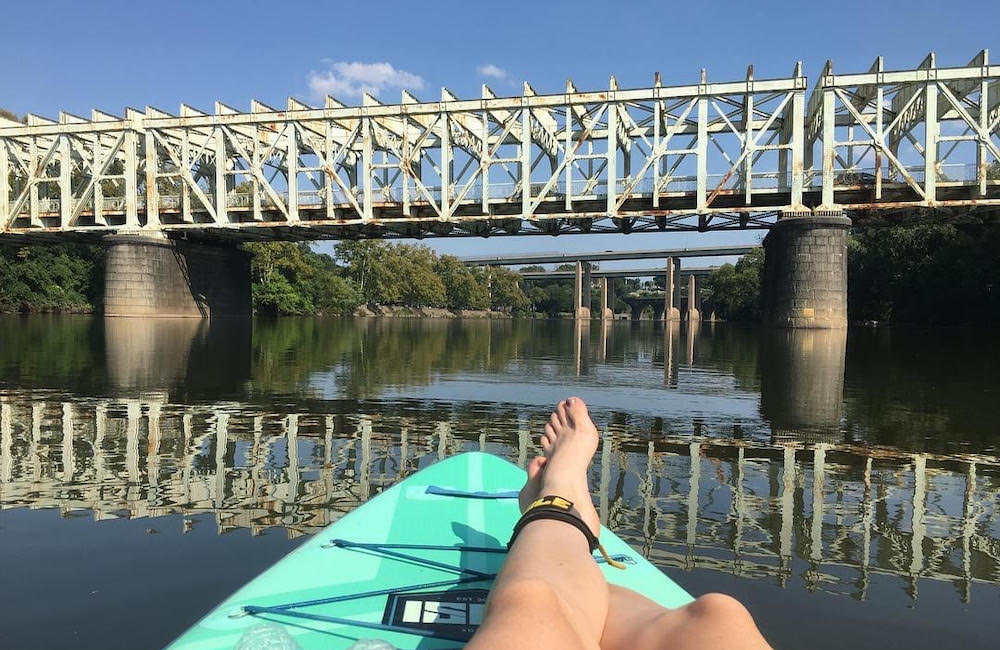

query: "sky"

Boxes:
[2, 0, 995, 268]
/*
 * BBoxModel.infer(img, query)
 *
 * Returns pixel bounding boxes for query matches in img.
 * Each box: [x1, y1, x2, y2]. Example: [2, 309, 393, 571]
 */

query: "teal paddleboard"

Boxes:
[167, 452, 693, 649]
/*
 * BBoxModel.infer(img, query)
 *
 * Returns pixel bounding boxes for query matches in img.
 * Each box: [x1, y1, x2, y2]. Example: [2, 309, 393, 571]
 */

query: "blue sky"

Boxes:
[2, 0, 995, 266]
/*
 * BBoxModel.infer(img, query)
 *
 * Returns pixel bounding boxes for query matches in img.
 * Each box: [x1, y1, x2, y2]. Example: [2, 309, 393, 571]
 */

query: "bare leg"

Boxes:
[468, 398, 608, 650]
[600, 585, 772, 650]
[517, 457, 772, 650]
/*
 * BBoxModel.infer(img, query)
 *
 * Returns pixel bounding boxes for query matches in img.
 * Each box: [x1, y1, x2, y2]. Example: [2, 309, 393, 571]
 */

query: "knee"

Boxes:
[486, 577, 560, 613]
[688, 593, 753, 623]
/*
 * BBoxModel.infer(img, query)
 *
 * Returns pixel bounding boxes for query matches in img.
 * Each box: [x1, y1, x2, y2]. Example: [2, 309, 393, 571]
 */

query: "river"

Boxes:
[0, 315, 997, 648]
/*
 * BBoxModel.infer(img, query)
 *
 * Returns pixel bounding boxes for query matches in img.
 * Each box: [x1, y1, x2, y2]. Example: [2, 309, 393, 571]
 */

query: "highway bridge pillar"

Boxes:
[599, 278, 614, 320]
[762, 213, 851, 328]
[686, 274, 700, 322]
[664, 257, 680, 320]
[672, 258, 682, 319]
[103, 233, 251, 319]
[574, 261, 592, 319]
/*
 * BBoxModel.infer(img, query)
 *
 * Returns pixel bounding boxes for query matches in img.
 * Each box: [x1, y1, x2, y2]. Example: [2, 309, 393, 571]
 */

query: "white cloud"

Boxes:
[477, 63, 507, 80]
[307, 61, 425, 99]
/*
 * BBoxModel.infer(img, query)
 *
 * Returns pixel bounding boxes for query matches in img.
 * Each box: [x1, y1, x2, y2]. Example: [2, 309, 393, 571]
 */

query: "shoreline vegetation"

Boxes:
[2, 222, 999, 326]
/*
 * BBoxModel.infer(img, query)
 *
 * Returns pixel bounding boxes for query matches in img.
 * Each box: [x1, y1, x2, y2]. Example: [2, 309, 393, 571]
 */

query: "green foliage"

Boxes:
[245, 241, 360, 316]
[394, 244, 446, 307]
[436, 255, 489, 310]
[527, 283, 574, 316]
[335, 240, 403, 304]
[847, 223, 1000, 324]
[485, 266, 532, 313]
[703, 248, 764, 322]
[0, 245, 103, 313]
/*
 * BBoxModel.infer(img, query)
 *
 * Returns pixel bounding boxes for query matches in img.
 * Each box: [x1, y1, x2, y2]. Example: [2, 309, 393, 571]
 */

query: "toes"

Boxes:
[549, 411, 562, 431]
[554, 400, 569, 426]
[541, 424, 555, 451]
[526, 456, 546, 479]
[564, 396, 589, 423]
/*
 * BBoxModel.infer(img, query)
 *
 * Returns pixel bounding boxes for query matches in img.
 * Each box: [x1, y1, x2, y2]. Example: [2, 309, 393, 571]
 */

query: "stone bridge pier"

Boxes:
[103, 233, 251, 318]
[762, 213, 851, 329]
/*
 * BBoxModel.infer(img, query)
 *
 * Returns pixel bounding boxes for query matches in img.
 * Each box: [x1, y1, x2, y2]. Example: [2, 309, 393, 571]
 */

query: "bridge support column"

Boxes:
[762, 213, 850, 328]
[664, 257, 680, 320]
[573, 261, 591, 319]
[686, 274, 700, 322]
[599, 278, 614, 320]
[103, 233, 251, 318]
[673, 258, 682, 319]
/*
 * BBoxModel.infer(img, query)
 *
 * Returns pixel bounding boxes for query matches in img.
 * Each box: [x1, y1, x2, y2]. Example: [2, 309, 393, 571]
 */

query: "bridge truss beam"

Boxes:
[1, 51, 998, 242]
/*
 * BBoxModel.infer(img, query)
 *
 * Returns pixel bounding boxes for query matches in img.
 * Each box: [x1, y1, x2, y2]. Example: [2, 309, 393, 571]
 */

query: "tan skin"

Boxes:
[467, 397, 773, 650]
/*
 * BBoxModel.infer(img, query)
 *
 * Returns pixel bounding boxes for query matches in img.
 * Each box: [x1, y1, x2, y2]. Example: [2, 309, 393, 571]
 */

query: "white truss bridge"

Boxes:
[2, 51, 999, 242]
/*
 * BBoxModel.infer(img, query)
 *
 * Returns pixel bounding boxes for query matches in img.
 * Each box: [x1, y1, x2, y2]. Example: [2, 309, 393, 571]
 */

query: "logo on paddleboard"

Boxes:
[383, 589, 488, 641]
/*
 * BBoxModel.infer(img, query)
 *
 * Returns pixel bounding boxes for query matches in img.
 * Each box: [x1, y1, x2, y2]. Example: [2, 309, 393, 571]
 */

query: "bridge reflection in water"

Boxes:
[1, 393, 997, 605]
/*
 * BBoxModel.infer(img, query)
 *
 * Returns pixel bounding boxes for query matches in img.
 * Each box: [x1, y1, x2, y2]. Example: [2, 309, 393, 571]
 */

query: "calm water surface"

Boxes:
[1, 316, 998, 648]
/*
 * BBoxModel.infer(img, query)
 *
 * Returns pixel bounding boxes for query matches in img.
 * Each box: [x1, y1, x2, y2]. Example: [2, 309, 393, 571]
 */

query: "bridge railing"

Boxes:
[16, 163, 986, 222]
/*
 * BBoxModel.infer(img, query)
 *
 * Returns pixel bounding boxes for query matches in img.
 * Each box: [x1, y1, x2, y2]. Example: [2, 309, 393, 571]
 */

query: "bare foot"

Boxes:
[518, 455, 547, 514]
[519, 398, 601, 537]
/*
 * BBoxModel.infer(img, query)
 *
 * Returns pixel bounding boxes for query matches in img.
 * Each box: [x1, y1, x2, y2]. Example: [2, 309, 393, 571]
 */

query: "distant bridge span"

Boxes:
[1, 51, 998, 244]
[460, 245, 755, 266]
[519, 266, 718, 280]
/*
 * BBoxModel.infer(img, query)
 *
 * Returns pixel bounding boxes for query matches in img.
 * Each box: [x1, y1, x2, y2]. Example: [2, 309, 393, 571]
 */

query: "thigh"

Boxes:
[601, 588, 772, 650]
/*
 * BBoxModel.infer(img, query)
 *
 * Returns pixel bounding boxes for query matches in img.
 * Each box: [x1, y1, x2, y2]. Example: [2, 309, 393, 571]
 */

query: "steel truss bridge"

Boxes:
[2, 51, 999, 243]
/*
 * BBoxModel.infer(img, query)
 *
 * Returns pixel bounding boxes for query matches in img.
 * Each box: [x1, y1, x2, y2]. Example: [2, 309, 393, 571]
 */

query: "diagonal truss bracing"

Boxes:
[1, 51, 998, 242]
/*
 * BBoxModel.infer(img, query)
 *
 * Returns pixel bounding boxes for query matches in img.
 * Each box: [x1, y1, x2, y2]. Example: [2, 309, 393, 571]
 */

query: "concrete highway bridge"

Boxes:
[461, 244, 744, 320]
[517, 264, 719, 321]
[458, 245, 756, 266]
[2, 51, 997, 327]
[517, 265, 717, 280]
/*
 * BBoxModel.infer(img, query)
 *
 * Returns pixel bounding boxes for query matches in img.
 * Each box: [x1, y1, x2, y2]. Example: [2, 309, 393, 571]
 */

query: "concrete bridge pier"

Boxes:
[673, 258, 683, 319]
[599, 278, 614, 320]
[103, 233, 251, 318]
[762, 213, 851, 328]
[573, 261, 592, 319]
[664, 257, 680, 321]
[686, 274, 700, 322]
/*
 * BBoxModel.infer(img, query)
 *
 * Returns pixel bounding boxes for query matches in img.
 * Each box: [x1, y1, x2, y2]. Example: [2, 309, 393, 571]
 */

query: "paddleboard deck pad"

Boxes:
[167, 452, 693, 649]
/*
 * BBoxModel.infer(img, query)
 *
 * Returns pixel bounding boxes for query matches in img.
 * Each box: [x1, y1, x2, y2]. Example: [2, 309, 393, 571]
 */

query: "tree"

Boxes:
[484, 266, 532, 313]
[335, 240, 401, 304]
[397, 255, 447, 307]
[435, 256, 489, 310]
[245, 241, 362, 316]
[702, 248, 764, 322]
[0, 244, 103, 313]
[847, 223, 1000, 324]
